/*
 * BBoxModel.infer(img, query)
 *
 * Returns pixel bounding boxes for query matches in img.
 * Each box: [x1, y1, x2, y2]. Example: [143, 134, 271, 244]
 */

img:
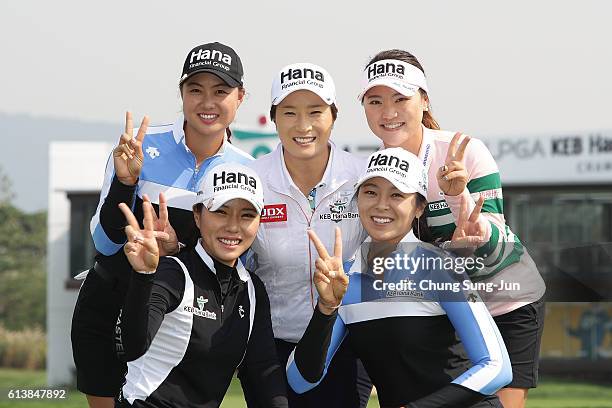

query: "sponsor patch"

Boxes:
[261, 204, 287, 223]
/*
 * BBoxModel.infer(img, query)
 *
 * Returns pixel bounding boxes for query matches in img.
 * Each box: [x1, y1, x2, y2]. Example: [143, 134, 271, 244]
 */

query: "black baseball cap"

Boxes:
[179, 42, 244, 87]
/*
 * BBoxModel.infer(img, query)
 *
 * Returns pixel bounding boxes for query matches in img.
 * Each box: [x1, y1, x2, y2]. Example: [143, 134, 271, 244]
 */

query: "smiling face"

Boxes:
[363, 86, 428, 148]
[357, 177, 425, 244]
[181, 72, 245, 141]
[193, 198, 260, 266]
[273, 90, 334, 163]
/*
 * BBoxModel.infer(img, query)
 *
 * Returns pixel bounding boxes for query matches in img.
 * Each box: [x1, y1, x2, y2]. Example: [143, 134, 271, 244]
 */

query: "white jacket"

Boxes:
[247, 142, 366, 342]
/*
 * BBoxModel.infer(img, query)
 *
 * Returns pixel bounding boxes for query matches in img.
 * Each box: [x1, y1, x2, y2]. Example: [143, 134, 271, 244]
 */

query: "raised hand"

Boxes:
[119, 199, 168, 274]
[308, 227, 349, 315]
[113, 111, 149, 186]
[448, 194, 486, 255]
[437, 132, 471, 196]
[142, 193, 179, 256]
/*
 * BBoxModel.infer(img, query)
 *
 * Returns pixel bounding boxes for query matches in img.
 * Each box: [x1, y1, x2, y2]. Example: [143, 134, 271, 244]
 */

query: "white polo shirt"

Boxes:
[247, 142, 366, 342]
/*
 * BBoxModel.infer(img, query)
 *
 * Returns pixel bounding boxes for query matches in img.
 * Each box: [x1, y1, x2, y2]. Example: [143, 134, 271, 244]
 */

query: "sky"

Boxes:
[1, 0, 611, 211]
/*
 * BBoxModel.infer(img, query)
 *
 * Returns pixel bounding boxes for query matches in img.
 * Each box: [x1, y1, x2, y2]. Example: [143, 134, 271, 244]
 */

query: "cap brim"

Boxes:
[357, 79, 419, 102]
[205, 192, 263, 214]
[272, 86, 335, 106]
[354, 173, 419, 195]
[180, 68, 241, 87]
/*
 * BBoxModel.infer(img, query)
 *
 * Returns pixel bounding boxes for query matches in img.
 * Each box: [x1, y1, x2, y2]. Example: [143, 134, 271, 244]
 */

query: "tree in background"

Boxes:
[0, 165, 46, 330]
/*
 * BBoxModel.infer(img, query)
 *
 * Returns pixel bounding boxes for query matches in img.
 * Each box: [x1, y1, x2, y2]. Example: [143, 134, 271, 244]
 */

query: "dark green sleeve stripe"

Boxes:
[471, 240, 525, 282]
[474, 221, 501, 259]
[467, 172, 501, 192]
[429, 223, 456, 240]
[489, 240, 524, 276]
[481, 198, 504, 215]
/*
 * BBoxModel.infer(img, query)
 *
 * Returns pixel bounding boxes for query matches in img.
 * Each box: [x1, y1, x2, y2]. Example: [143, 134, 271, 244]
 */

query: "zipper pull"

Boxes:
[221, 305, 224, 313]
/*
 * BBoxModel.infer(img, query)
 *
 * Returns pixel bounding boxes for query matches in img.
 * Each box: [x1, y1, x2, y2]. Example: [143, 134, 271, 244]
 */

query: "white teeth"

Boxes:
[294, 137, 315, 144]
[200, 114, 218, 120]
[219, 238, 240, 246]
[372, 216, 392, 224]
[383, 122, 403, 129]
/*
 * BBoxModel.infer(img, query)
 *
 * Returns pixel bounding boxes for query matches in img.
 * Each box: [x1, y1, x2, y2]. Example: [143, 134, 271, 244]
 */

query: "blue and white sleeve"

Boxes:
[442, 293, 512, 396]
[89, 150, 138, 255]
[286, 307, 348, 394]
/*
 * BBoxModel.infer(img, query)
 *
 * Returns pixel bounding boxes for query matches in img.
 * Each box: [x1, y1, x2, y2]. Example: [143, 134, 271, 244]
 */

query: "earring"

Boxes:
[423, 106, 429, 112]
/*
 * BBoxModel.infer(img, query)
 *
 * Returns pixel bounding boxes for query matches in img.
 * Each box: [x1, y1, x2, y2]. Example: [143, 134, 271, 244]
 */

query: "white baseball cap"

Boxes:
[271, 62, 336, 106]
[195, 163, 264, 213]
[355, 148, 428, 198]
[357, 59, 429, 102]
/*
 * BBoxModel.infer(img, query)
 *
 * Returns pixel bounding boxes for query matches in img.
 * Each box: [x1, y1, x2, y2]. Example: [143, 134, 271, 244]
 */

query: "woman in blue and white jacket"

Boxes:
[287, 147, 511, 408]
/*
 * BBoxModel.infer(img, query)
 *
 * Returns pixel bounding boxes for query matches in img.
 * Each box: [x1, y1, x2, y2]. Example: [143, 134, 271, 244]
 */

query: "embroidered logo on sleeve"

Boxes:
[146, 146, 160, 159]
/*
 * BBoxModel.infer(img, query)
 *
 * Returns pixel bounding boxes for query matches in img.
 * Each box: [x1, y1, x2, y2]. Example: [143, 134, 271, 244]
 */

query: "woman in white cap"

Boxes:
[357, 49, 545, 408]
[71, 42, 254, 408]
[287, 148, 512, 408]
[115, 163, 287, 408]
[241, 63, 372, 407]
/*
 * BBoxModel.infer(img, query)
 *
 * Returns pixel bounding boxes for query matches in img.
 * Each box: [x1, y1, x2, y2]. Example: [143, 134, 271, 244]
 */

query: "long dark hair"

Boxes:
[366, 49, 440, 130]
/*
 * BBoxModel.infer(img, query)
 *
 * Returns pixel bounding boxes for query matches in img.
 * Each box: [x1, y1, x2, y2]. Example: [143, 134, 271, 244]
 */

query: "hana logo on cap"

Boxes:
[180, 42, 244, 87]
[195, 163, 264, 213]
[355, 148, 428, 198]
[271, 62, 336, 106]
[357, 59, 429, 102]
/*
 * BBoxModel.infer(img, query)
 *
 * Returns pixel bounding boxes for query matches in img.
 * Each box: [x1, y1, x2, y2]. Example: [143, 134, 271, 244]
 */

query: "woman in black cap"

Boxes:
[71, 42, 254, 408]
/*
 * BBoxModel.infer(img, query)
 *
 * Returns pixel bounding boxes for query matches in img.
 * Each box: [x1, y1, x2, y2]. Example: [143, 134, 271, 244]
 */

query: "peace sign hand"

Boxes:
[308, 227, 349, 315]
[142, 193, 179, 256]
[113, 111, 149, 186]
[437, 132, 471, 196]
[447, 194, 486, 256]
[119, 199, 169, 274]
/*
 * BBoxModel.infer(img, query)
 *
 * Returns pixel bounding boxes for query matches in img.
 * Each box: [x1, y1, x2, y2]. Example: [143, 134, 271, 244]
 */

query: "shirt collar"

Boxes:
[195, 240, 250, 282]
[270, 141, 343, 193]
[419, 125, 435, 169]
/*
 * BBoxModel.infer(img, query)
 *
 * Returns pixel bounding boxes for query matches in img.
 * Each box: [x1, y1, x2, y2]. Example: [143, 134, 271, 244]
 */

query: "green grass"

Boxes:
[1, 368, 611, 407]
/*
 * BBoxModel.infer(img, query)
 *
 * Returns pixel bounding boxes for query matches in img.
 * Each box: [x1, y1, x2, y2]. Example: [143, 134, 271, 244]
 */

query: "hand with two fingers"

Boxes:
[113, 111, 150, 186]
[141, 193, 179, 257]
[308, 227, 349, 316]
[446, 194, 487, 256]
[437, 132, 471, 196]
[118, 197, 170, 274]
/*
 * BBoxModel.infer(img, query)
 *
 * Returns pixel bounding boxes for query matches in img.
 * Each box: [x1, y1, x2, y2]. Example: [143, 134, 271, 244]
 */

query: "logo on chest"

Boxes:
[319, 191, 359, 223]
[146, 146, 160, 159]
[184, 295, 217, 320]
[261, 204, 288, 223]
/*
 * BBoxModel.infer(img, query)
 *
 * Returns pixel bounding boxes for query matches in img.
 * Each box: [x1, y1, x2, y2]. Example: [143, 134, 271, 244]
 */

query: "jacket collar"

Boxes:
[419, 125, 435, 170]
[267, 141, 349, 196]
[195, 240, 250, 282]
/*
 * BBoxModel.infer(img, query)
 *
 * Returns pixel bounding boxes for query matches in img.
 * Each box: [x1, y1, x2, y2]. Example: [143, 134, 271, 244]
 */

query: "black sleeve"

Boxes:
[119, 257, 184, 361]
[99, 175, 137, 244]
[407, 383, 486, 408]
[238, 275, 288, 408]
[294, 306, 338, 382]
